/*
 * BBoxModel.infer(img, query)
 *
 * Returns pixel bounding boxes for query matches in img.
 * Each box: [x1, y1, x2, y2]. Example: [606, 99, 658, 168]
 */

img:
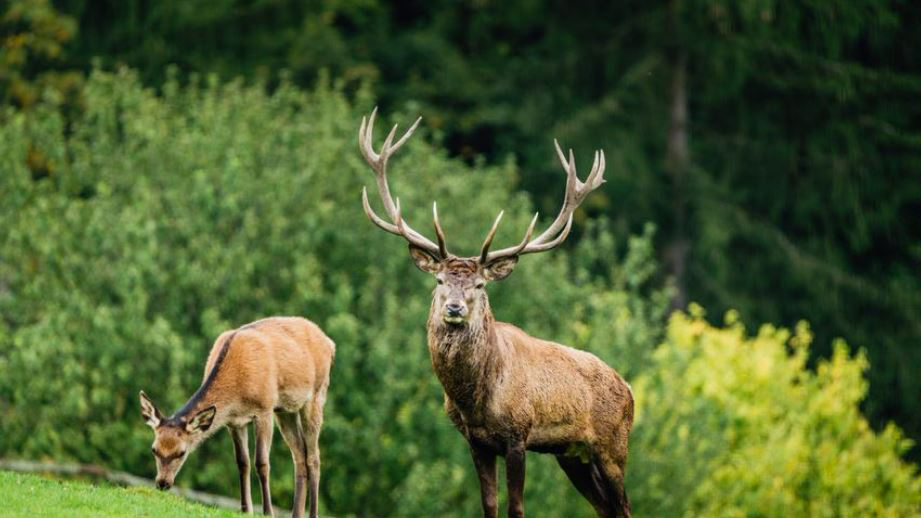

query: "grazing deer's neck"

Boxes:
[167, 332, 235, 426]
[427, 301, 505, 411]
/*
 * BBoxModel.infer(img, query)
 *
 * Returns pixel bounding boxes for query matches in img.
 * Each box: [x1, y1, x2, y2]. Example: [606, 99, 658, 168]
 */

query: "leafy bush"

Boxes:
[0, 68, 666, 516]
[629, 307, 921, 517]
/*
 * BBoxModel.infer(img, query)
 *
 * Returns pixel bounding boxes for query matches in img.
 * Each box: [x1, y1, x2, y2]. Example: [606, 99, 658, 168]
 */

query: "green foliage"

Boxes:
[0, 0, 80, 107]
[0, 69, 667, 516]
[0, 471, 239, 517]
[630, 308, 921, 517]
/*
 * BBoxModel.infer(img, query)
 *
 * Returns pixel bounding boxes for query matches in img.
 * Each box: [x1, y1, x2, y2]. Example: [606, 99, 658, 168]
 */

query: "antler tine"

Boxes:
[478, 211, 505, 263]
[523, 213, 574, 253]
[554, 139, 579, 206]
[528, 139, 606, 247]
[433, 202, 449, 258]
[482, 212, 539, 263]
[481, 140, 604, 263]
[381, 123, 399, 156]
[393, 117, 422, 151]
[390, 197, 447, 254]
[554, 138, 568, 170]
[358, 109, 444, 257]
[359, 107, 380, 164]
[360, 108, 423, 169]
[585, 149, 606, 189]
[361, 187, 400, 235]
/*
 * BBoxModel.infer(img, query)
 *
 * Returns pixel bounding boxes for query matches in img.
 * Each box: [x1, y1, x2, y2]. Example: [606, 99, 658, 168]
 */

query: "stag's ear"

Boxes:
[186, 406, 216, 433]
[482, 256, 519, 281]
[409, 245, 441, 274]
[139, 391, 163, 428]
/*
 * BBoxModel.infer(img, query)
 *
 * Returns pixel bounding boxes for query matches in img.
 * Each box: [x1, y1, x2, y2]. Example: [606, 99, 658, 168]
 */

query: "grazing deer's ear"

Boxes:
[186, 406, 216, 433]
[139, 391, 163, 428]
[483, 256, 519, 281]
[409, 245, 441, 274]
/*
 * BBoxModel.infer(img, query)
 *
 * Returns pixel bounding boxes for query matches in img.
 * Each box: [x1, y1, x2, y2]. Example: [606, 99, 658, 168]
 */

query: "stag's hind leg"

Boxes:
[556, 455, 612, 517]
[596, 453, 631, 518]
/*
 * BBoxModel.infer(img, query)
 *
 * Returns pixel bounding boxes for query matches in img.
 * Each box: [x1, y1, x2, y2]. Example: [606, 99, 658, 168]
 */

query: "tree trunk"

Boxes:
[665, 46, 690, 311]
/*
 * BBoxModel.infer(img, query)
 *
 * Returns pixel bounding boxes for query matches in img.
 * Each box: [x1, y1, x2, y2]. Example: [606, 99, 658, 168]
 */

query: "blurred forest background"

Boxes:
[1, 0, 920, 516]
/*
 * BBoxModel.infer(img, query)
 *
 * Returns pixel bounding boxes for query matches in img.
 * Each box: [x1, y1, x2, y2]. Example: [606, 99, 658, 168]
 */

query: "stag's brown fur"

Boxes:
[140, 317, 335, 518]
[425, 259, 633, 518]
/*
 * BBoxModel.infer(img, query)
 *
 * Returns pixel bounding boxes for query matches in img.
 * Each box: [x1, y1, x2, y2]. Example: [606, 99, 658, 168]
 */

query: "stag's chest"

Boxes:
[438, 369, 529, 448]
[433, 360, 487, 411]
[444, 391, 510, 446]
[453, 396, 534, 454]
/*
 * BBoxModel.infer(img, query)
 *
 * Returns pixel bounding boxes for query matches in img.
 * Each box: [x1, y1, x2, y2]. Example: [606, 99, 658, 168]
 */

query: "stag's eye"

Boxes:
[436, 278, 444, 285]
[475, 282, 485, 290]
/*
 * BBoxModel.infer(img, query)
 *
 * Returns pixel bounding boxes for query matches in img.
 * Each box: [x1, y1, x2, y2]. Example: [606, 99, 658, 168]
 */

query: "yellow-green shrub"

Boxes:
[630, 307, 921, 517]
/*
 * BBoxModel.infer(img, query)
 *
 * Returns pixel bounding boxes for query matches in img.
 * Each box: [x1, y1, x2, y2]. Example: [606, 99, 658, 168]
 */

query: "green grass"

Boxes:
[0, 472, 241, 517]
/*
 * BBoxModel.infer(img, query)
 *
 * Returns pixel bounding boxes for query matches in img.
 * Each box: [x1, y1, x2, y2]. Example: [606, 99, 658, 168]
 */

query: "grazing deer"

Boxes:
[358, 110, 634, 517]
[139, 317, 335, 518]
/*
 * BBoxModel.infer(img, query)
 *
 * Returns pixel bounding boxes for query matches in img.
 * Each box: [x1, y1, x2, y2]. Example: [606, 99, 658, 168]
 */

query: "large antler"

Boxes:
[359, 108, 450, 258]
[480, 140, 605, 264]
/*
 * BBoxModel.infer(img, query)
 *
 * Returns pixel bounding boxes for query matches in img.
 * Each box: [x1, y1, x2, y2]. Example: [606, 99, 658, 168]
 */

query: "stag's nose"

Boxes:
[156, 479, 171, 491]
[445, 303, 464, 317]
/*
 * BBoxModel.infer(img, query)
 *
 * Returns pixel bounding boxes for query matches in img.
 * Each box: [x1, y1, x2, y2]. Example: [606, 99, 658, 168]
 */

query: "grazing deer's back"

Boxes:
[202, 317, 335, 398]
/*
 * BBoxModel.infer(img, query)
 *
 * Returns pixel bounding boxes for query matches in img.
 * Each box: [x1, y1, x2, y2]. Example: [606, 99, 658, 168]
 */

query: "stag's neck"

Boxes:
[427, 305, 506, 412]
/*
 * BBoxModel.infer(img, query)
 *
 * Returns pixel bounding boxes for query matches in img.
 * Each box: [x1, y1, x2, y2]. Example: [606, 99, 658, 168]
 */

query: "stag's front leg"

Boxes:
[505, 443, 527, 518]
[469, 441, 498, 518]
[230, 425, 254, 513]
[254, 412, 275, 516]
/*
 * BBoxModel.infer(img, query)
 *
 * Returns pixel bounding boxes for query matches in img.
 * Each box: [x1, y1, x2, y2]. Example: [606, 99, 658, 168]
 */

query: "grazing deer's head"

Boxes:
[139, 391, 216, 490]
[358, 109, 605, 328]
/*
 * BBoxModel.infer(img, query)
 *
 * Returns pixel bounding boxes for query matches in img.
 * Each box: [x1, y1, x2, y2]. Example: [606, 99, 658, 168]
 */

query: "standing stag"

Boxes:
[139, 317, 335, 518]
[358, 110, 634, 517]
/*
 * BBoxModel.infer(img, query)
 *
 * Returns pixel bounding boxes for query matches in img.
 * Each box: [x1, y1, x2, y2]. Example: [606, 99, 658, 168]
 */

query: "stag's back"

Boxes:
[494, 322, 632, 440]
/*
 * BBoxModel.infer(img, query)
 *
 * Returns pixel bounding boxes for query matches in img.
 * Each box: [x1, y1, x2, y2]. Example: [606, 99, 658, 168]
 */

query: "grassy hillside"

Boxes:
[0, 472, 239, 517]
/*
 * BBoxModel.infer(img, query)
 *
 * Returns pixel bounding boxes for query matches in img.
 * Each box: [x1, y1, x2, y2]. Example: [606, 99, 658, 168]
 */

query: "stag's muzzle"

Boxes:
[444, 303, 467, 324]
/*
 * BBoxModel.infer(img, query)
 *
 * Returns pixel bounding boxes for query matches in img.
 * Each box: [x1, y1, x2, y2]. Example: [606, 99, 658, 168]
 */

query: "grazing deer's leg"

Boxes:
[469, 441, 498, 518]
[254, 412, 275, 516]
[556, 455, 610, 517]
[276, 412, 308, 518]
[300, 398, 324, 518]
[230, 425, 254, 514]
[505, 443, 527, 518]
